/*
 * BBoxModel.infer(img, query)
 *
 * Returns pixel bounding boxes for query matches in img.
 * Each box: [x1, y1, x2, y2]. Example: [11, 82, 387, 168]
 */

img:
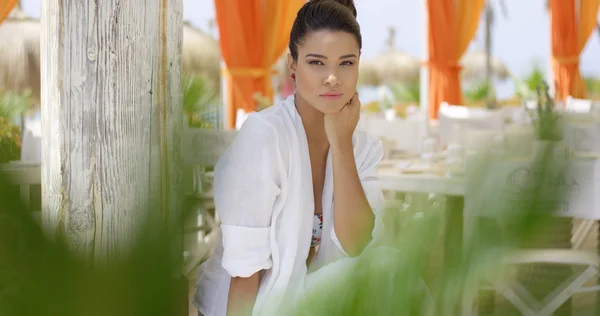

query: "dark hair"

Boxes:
[289, 0, 362, 61]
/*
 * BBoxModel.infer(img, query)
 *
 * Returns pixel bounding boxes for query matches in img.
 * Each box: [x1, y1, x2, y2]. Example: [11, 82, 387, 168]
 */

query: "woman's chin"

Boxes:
[316, 104, 345, 115]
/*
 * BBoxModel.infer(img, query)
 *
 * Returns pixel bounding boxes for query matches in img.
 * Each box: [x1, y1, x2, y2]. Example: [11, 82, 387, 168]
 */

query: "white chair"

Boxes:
[181, 125, 237, 277]
[437, 102, 505, 147]
[20, 116, 42, 163]
[360, 114, 426, 156]
[562, 115, 600, 154]
[464, 249, 600, 316]
[565, 96, 593, 114]
[463, 157, 600, 316]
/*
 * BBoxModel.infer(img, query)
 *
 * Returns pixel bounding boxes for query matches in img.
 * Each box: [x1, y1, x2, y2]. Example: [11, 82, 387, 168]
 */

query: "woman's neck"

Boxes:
[294, 94, 328, 147]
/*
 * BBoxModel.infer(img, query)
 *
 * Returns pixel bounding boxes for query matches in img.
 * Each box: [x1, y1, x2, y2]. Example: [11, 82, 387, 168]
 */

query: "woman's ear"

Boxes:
[287, 53, 297, 75]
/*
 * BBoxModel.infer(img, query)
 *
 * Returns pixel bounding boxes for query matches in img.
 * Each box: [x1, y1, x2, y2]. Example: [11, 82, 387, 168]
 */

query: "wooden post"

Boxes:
[40, 0, 183, 267]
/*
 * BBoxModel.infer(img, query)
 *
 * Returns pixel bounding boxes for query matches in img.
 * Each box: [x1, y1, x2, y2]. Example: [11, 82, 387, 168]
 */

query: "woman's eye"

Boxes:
[341, 61, 354, 66]
[308, 60, 324, 65]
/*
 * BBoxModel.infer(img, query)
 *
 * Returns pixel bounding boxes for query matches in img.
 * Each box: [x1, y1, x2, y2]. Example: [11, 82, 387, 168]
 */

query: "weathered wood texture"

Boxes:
[40, 0, 183, 266]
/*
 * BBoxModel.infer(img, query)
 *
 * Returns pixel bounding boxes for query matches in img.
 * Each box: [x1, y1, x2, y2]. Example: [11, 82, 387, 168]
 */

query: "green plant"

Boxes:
[0, 90, 32, 122]
[584, 76, 600, 97]
[527, 81, 563, 141]
[182, 75, 220, 128]
[514, 65, 545, 100]
[0, 117, 21, 163]
[463, 81, 495, 104]
[388, 82, 420, 104]
[0, 90, 30, 163]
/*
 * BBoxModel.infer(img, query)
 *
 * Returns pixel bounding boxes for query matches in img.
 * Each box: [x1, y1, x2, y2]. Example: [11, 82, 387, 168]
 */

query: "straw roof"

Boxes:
[370, 50, 420, 84]
[461, 50, 510, 81]
[182, 22, 221, 84]
[368, 27, 420, 85]
[0, 7, 40, 101]
[358, 60, 382, 86]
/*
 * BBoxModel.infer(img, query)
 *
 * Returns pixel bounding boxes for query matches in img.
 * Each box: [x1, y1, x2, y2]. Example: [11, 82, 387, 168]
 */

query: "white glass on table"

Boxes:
[420, 137, 439, 165]
[445, 143, 465, 178]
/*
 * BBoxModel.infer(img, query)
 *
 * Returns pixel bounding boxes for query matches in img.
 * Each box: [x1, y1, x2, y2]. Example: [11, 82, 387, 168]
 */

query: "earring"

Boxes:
[291, 73, 296, 80]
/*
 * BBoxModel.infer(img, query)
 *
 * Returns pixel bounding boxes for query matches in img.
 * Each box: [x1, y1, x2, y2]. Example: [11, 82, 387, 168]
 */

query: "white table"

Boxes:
[379, 171, 464, 196]
[377, 164, 466, 279]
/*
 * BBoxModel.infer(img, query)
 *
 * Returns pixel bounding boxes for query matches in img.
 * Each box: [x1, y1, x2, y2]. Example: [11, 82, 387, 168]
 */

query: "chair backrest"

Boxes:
[565, 96, 593, 113]
[0, 161, 41, 215]
[562, 118, 600, 153]
[464, 156, 600, 220]
[359, 113, 426, 155]
[182, 128, 237, 167]
[438, 102, 505, 146]
[182, 127, 237, 195]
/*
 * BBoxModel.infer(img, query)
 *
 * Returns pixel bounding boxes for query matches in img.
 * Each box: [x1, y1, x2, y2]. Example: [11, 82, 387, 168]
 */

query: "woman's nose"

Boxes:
[323, 71, 340, 86]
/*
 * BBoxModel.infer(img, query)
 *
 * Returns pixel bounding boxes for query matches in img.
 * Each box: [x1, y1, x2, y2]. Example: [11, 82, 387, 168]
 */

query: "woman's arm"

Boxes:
[213, 116, 283, 315]
[330, 139, 374, 256]
[227, 273, 261, 316]
[325, 93, 376, 256]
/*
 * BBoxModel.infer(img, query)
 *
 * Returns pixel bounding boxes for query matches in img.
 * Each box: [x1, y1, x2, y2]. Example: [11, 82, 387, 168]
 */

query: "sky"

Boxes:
[21, 0, 600, 95]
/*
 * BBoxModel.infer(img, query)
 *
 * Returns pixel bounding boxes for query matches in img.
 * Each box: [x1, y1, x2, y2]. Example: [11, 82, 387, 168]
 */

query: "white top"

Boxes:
[193, 95, 385, 316]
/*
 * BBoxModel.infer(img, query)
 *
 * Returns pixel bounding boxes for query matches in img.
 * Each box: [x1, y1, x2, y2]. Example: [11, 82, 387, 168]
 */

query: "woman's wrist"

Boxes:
[329, 135, 353, 153]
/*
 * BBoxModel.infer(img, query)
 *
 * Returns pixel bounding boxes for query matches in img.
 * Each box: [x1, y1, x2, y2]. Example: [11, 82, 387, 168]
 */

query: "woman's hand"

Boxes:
[324, 92, 360, 148]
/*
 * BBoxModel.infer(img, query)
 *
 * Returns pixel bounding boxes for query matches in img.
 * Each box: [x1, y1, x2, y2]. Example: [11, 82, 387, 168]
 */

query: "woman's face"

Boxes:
[288, 30, 360, 115]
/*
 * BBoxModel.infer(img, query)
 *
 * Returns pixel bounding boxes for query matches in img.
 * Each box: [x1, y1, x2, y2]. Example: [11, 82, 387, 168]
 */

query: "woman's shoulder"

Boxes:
[248, 97, 295, 129]
[223, 101, 296, 161]
[236, 98, 296, 142]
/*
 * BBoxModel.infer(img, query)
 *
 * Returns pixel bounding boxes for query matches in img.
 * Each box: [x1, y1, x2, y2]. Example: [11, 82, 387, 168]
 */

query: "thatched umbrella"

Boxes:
[358, 59, 382, 86]
[0, 7, 40, 102]
[461, 50, 510, 81]
[182, 22, 221, 86]
[368, 27, 420, 85]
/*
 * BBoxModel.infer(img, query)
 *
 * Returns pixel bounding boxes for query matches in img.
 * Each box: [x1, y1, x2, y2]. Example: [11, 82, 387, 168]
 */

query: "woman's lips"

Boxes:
[320, 93, 343, 100]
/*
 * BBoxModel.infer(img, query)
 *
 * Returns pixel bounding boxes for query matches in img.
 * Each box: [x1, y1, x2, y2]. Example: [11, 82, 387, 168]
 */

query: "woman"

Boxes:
[193, 0, 385, 315]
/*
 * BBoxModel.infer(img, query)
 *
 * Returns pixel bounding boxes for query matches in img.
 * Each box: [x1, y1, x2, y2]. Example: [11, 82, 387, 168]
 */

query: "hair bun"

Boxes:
[310, 0, 357, 17]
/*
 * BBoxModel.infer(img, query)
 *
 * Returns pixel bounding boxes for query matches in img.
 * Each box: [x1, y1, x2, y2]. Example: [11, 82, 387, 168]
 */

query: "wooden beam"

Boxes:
[40, 0, 183, 266]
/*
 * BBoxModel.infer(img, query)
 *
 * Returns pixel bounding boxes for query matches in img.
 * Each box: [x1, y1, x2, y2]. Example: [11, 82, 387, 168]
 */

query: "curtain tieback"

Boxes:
[222, 67, 278, 78]
[553, 55, 580, 65]
[424, 60, 462, 71]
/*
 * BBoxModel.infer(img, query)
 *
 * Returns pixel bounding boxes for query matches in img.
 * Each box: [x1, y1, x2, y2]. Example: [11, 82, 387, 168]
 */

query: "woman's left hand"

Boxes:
[324, 92, 361, 147]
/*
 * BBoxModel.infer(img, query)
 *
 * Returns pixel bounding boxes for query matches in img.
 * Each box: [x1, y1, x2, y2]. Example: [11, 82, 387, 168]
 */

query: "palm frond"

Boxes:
[388, 82, 420, 104]
[182, 75, 220, 128]
[0, 90, 32, 121]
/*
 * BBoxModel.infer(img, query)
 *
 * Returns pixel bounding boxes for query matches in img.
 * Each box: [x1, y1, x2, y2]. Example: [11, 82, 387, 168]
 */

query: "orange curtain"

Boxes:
[550, 0, 600, 101]
[0, 0, 17, 25]
[215, 0, 304, 129]
[426, 0, 485, 119]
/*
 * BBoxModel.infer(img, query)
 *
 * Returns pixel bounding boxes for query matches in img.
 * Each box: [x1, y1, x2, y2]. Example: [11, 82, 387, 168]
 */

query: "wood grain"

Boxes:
[41, 0, 183, 266]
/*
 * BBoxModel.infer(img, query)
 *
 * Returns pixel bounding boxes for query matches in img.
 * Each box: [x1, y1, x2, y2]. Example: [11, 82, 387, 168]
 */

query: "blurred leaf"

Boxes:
[514, 65, 546, 100]
[0, 90, 32, 122]
[182, 75, 220, 128]
[464, 81, 495, 103]
[0, 171, 192, 316]
[526, 81, 563, 141]
[584, 76, 600, 97]
[0, 117, 21, 163]
[388, 82, 420, 104]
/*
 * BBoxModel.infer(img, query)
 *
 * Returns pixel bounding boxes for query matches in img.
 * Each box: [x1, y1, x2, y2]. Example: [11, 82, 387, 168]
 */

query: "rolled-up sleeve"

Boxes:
[331, 133, 385, 255]
[213, 116, 283, 278]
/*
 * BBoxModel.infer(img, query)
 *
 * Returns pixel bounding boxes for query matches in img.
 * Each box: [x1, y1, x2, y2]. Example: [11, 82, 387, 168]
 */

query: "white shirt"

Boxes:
[193, 95, 385, 316]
